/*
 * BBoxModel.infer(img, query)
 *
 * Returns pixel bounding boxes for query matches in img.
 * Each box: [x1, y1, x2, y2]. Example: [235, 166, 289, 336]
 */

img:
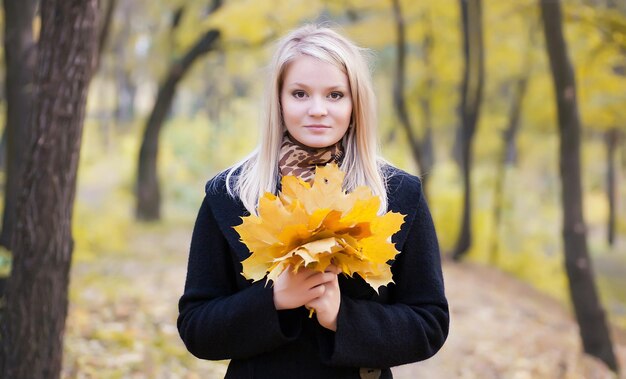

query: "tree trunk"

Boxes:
[94, 0, 117, 72]
[391, 0, 423, 170]
[93, 0, 117, 150]
[605, 128, 619, 247]
[418, 18, 436, 196]
[390, 0, 435, 197]
[452, 0, 484, 260]
[490, 27, 534, 264]
[135, 24, 220, 220]
[0, 1, 99, 378]
[490, 75, 529, 265]
[622, 131, 626, 170]
[115, 69, 137, 124]
[0, 0, 38, 250]
[540, 0, 619, 372]
[0, 129, 5, 169]
[113, 0, 136, 126]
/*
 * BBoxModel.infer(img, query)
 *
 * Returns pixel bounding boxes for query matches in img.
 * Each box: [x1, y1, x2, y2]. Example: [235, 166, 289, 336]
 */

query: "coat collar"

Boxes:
[205, 167, 421, 262]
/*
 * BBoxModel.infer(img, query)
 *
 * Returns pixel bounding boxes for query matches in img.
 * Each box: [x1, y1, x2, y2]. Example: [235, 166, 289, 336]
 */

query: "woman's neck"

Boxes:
[278, 132, 344, 183]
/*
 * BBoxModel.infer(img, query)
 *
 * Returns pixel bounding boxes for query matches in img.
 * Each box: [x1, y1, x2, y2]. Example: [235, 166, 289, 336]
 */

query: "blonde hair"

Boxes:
[225, 24, 389, 215]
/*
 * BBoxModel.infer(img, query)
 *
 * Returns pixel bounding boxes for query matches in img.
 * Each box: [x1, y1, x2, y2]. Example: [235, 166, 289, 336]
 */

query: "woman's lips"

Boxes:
[304, 124, 331, 130]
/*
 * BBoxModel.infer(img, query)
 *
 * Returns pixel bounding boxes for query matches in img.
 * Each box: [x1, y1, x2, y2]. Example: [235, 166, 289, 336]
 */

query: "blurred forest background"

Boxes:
[1, 0, 626, 378]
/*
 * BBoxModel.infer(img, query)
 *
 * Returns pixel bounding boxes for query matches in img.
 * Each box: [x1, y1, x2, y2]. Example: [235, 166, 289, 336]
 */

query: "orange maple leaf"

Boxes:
[234, 164, 405, 293]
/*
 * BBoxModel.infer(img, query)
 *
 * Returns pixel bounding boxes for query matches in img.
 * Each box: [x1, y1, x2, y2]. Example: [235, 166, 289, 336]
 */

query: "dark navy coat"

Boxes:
[177, 166, 449, 378]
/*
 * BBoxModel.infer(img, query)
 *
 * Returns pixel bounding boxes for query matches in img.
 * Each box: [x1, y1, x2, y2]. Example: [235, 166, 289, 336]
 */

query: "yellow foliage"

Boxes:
[73, 197, 132, 263]
[584, 190, 609, 226]
[205, 0, 323, 44]
[344, 17, 395, 50]
[427, 161, 462, 253]
[91, 327, 137, 349]
[497, 246, 568, 304]
[235, 164, 405, 292]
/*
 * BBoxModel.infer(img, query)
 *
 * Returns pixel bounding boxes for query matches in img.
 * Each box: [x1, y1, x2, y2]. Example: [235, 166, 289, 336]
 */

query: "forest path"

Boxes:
[393, 261, 625, 379]
[63, 223, 625, 378]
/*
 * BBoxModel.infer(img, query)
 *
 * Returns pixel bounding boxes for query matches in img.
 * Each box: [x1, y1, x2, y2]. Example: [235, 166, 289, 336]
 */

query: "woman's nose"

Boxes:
[307, 97, 328, 117]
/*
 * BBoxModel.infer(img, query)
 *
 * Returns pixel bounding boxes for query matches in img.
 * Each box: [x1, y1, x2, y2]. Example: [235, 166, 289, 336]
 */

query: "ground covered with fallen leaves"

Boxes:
[62, 222, 626, 379]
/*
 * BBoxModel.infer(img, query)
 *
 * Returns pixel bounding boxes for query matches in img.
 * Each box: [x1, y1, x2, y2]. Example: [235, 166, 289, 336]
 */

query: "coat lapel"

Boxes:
[205, 179, 253, 262]
[385, 170, 421, 254]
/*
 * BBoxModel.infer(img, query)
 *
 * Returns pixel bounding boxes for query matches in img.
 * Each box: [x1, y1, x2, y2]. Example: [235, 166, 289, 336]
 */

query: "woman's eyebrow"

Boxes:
[285, 82, 349, 91]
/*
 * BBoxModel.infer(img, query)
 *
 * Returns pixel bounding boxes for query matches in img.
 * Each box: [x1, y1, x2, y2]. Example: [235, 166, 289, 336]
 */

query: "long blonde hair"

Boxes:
[225, 24, 389, 215]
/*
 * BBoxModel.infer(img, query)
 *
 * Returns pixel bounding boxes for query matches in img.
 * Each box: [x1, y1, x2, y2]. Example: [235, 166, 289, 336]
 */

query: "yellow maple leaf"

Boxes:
[234, 164, 406, 293]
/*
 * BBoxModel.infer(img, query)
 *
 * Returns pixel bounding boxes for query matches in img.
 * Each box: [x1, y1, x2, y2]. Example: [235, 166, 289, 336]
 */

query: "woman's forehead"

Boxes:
[282, 55, 349, 88]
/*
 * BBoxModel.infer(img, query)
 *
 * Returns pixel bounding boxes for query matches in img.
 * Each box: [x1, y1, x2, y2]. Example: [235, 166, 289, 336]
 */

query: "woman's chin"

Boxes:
[295, 134, 343, 149]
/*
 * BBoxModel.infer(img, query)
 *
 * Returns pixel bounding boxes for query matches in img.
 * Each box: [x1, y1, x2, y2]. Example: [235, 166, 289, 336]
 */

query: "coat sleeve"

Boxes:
[177, 195, 302, 360]
[317, 177, 449, 368]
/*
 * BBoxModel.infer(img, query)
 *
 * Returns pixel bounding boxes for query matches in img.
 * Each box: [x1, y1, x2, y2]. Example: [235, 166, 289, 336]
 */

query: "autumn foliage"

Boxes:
[234, 164, 406, 292]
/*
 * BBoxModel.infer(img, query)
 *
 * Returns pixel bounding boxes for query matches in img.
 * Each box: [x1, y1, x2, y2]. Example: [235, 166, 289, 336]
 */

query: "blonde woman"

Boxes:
[178, 25, 449, 378]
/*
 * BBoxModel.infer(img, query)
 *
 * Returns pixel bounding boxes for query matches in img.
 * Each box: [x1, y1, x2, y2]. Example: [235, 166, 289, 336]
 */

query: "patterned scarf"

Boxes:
[278, 132, 344, 183]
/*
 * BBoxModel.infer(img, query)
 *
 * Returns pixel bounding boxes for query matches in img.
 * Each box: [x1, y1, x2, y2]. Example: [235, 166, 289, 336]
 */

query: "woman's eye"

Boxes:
[329, 92, 344, 100]
[292, 90, 307, 99]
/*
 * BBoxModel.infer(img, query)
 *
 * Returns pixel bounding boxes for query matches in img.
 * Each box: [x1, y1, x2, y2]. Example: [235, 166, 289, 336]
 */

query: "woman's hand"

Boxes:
[306, 265, 341, 332]
[273, 266, 336, 311]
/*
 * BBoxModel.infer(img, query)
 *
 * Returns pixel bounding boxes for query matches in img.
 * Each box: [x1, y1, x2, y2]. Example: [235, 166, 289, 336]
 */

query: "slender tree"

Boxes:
[0, 0, 99, 377]
[490, 28, 534, 264]
[540, 0, 619, 372]
[0, 0, 38, 250]
[452, 0, 484, 260]
[490, 75, 529, 265]
[136, 0, 222, 220]
[417, 15, 436, 193]
[390, 0, 435, 195]
[94, 0, 117, 72]
[113, 0, 137, 125]
[592, 0, 626, 248]
[605, 128, 619, 246]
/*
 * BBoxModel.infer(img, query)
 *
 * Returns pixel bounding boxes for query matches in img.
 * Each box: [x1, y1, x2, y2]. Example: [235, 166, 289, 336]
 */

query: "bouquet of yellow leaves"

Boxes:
[234, 164, 406, 293]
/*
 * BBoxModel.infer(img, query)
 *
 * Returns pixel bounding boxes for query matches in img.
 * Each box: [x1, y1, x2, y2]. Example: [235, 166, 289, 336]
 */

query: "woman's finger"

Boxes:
[304, 272, 336, 288]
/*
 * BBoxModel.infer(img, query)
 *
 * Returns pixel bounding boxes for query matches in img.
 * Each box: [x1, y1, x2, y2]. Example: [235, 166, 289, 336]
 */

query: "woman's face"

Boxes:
[280, 55, 353, 149]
